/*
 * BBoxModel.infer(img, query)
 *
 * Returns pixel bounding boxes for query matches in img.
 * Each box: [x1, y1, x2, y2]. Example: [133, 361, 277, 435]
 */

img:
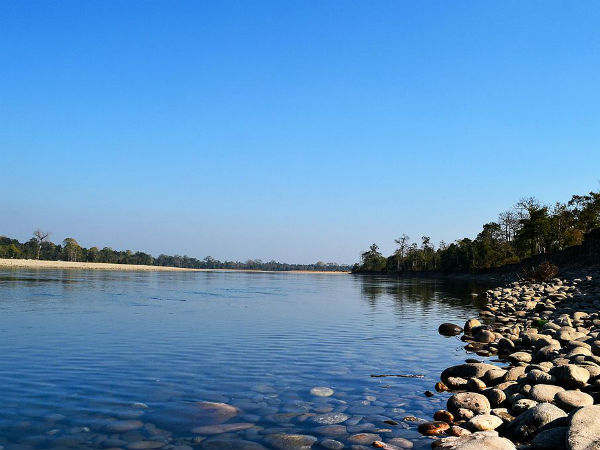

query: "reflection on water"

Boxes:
[0, 269, 491, 450]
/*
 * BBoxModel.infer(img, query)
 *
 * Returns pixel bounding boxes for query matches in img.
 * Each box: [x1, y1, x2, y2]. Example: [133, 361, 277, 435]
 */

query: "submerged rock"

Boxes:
[310, 387, 334, 397]
[191, 422, 254, 434]
[194, 402, 239, 425]
[308, 413, 349, 425]
[264, 434, 317, 450]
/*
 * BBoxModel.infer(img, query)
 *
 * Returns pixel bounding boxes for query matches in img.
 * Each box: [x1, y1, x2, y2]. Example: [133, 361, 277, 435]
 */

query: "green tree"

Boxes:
[62, 238, 82, 262]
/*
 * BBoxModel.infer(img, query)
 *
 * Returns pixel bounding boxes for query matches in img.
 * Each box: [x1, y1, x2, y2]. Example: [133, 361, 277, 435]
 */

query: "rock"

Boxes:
[417, 421, 450, 436]
[482, 369, 507, 386]
[347, 433, 381, 444]
[466, 378, 486, 391]
[566, 405, 600, 450]
[446, 377, 469, 390]
[195, 402, 239, 425]
[312, 425, 346, 436]
[436, 381, 449, 392]
[434, 431, 517, 450]
[527, 369, 556, 384]
[447, 392, 491, 415]
[491, 408, 514, 422]
[554, 390, 594, 412]
[308, 413, 349, 425]
[320, 439, 344, 450]
[387, 437, 413, 448]
[126, 442, 164, 450]
[310, 387, 334, 397]
[508, 351, 532, 363]
[191, 422, 254, 434]
[455, 408, 475, 421]
[439, 323, 464, 336]
[504, 366, 527, 382]
[464, 319, 481, 333]
[264, 434, 318, 450]
[106, 420, 144, 433]
[531, 427, 567, 450]
[506, 403, 567, 441]
[433, 410, 454, 423]
[530, 384, 565, 403]
[551, 365, 591, 389]
[475, 330, 496, 343]
[200, 439, 266, 450]
[441, 364, 500, 383]
[497, 338, 515, 354]
[513, 398, 538, 414]
[484, 389, 506, 407]
[466, 414, 503, 431]
[448, 425, 472, 437]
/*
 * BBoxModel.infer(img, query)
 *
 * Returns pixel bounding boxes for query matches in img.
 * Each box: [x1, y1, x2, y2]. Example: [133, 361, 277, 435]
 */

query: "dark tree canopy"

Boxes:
[354, 189, 600, 274]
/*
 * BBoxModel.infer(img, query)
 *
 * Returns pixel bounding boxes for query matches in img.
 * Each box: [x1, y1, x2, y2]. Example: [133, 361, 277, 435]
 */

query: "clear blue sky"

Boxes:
[1, 1, 599, 264]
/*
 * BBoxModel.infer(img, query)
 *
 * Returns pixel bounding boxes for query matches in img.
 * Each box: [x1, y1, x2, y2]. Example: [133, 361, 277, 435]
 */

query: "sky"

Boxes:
[1, 1, 599, 264]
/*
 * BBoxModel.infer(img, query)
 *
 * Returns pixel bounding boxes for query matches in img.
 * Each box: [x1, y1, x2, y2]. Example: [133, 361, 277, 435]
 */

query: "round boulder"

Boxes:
[447, 392, 491, 415]
[439, 323, 464, 336]
[566, 405, 600, 450]
[554, 390, 594, 412]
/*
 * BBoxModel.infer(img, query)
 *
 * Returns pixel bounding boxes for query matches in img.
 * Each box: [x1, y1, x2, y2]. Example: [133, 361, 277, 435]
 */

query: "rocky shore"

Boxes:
[418, 265, 600, 450]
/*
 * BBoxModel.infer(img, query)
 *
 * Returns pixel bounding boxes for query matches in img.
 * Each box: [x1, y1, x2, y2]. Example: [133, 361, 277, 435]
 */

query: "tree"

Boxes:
[393, 234, 410, 271]
[33, 229, 50, 260]
[62, 238, 82, 262]
[359, 244, 387, 272]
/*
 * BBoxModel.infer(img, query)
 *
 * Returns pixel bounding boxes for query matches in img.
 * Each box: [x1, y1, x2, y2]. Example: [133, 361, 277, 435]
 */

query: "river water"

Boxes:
[0, 269, 492, 449]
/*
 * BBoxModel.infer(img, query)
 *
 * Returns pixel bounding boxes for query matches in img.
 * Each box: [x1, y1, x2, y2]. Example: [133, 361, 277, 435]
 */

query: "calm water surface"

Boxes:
[0, 270, 492, 450]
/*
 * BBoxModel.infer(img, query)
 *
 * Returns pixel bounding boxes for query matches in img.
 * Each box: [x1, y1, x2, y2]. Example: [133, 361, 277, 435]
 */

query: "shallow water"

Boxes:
[0, 270, 492, 449]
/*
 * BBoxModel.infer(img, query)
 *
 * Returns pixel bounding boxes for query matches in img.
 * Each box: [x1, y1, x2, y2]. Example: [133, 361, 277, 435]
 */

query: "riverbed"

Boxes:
[0, 269, 492, 449]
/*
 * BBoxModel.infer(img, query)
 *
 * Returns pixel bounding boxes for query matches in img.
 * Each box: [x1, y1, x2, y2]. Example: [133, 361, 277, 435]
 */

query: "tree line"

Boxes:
[0, 232, 351, 272]
[354, 190, 600, 273]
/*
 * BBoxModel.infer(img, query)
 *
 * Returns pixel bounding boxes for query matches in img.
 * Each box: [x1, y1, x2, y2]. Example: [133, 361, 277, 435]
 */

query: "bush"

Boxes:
[524, 261, 559, 282]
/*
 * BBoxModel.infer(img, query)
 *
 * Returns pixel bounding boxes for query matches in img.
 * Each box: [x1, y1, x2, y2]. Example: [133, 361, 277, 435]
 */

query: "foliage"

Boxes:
[353, 189, 600, 273]
[523, 261, 559, 283]
[0, 231, 351, 272]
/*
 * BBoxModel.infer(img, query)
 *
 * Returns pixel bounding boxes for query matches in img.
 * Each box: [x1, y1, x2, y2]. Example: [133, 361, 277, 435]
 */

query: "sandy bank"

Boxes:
[0, 259, 349, 274]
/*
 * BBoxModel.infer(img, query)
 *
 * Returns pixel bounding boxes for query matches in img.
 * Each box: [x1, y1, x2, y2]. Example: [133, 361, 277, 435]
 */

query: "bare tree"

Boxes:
[515, 197, 542, 219]
[33, 229, 50, 260]
[498, 210, 519, 242]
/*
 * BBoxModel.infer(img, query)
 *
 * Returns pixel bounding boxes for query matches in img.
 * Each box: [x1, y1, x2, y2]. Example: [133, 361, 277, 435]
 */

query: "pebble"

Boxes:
[417, 421, 449, 436]
[466, 414, 503, 431]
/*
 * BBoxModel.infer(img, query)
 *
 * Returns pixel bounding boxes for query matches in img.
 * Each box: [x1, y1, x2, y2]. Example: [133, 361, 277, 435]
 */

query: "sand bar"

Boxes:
[0, 259, 349, 274]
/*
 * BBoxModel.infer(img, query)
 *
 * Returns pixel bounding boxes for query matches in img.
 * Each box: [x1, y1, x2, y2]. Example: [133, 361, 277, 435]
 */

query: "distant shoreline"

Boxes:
[0, 258, 350, 274]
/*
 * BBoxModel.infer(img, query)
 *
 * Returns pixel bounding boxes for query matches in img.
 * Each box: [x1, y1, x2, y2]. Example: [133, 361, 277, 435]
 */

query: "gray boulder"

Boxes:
[447, 392, 491, 415]
[434, 431, 516, 450]
[551, 365, 590, 389]
[506, 403, 567, 441]
[566, 405, 600, 450]
[531, 427, 567, 450]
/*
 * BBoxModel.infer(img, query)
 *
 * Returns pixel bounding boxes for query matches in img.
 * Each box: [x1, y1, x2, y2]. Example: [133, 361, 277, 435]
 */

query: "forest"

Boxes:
[354, 190, 600, 273]
[0, 232, 351, 272]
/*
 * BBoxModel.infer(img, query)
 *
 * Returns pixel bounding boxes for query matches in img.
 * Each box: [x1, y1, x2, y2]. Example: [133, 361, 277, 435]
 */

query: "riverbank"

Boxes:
[0, 259, 350, 274]
[414, 264, 600, 449]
